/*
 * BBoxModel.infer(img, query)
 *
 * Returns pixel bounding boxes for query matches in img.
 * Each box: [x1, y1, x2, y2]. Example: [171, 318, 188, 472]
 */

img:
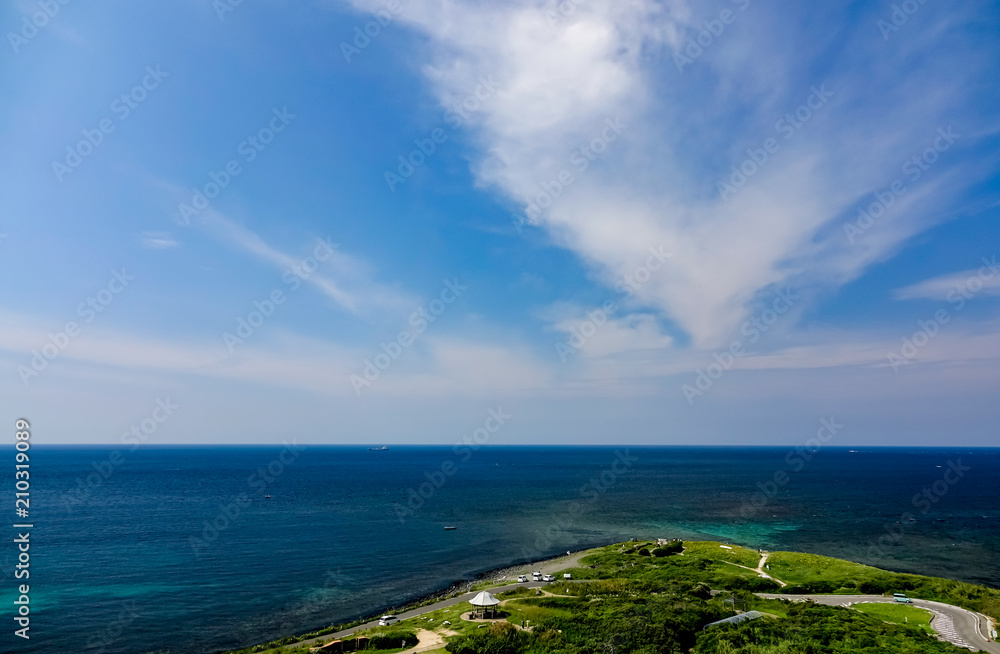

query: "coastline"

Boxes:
[224, 537, 1000, 654]
[224, 543, 612, 653]
[378, 544, 606, 617]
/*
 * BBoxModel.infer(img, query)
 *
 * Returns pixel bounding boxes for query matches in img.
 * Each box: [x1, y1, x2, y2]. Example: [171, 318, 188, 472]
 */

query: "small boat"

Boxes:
[367, 445, 389, 451]
[444, 526, 457, 530]
[265, 494, 271, 499]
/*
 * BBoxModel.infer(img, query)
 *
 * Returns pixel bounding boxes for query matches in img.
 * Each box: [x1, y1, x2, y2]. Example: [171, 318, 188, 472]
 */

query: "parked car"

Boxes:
[532, 571, 543, 581]
[543, 574, 556, 582]
[517, 575, 529, 583]
[379, 615, 399, 626]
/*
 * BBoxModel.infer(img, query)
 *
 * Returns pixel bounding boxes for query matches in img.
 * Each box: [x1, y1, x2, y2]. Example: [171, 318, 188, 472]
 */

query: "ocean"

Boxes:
[6, 445, 999, 653]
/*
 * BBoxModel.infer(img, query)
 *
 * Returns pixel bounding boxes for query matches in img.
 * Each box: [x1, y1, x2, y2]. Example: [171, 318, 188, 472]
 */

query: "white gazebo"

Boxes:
[469, 591, 500, 619]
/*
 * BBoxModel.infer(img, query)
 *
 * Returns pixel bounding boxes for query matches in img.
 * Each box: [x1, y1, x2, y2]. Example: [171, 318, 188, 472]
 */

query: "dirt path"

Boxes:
[398, 629, 444, 654]
[756, 553, 787, 588]
[718, 553, 787, 588]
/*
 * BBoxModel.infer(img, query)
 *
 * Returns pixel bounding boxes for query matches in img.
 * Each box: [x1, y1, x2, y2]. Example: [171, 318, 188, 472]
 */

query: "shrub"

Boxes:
[367, 630, 418, 649]
[446, 622, 533, 654]
[638, 548, 651, 556]
[652, 542, 683, 557]
[859, 580, 889, 594]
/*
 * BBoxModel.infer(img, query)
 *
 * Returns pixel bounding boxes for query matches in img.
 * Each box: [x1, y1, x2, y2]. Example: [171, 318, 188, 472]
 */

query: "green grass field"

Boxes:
[681, 541, 763, 568]
[853, 602, 935, 634]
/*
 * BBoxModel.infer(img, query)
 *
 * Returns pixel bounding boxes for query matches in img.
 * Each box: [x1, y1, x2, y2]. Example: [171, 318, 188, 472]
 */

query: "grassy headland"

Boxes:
[224, 539, 1000, 654]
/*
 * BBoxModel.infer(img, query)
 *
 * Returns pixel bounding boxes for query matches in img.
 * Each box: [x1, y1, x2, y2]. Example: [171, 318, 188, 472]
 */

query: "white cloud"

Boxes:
[343, 0, 991, 350]
[894, 258, 1000, 301]
[140, 231, 179, 249]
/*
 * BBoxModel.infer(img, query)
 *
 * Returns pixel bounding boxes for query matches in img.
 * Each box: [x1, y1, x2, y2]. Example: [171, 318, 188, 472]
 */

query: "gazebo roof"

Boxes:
[469, 591, 500, 607]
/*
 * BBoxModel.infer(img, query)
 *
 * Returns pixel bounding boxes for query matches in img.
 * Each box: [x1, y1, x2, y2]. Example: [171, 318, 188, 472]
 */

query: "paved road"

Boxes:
[757, 593, 1000, 653]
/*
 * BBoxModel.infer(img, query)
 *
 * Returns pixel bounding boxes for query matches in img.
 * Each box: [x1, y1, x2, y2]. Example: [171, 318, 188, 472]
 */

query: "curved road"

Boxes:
[757, 593, 1000, 653]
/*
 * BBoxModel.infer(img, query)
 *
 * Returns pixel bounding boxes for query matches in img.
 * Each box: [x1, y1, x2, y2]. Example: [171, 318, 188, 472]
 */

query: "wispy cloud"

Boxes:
[140, 231, 179, 249]
[894, 260, 1000, 301]
[343, 0, 994, 350]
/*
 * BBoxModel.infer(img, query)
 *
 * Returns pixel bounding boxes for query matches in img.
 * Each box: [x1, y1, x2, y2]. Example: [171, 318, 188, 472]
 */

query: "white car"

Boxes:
[378, 615, 399, 626]
[542, 574, 556, 582]
[517, 575, 529, 583]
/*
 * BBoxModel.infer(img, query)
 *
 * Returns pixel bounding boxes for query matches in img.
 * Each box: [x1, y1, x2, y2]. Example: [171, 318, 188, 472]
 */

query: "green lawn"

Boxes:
[681, 541, 762, 568]
[853, 602, 935, 634]
[765, 551, 884, 589]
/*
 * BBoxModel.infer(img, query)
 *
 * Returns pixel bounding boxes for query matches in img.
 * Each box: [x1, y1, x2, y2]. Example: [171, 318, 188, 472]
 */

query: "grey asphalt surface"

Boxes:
[757, 593, 1000, 653]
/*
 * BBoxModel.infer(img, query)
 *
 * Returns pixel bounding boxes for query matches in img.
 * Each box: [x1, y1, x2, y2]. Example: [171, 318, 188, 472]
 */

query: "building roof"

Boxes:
[703, 611, 764, 630]
[469, 591, 500, 607]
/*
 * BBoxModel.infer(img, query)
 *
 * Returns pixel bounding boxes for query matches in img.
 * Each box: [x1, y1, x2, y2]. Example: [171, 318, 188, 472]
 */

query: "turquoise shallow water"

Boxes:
[7, 446, 1000, 653]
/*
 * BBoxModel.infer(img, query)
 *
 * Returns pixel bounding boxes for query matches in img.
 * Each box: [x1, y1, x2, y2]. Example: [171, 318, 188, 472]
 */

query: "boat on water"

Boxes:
[444, 526, 457, 530]
[367, 445, 389, 451]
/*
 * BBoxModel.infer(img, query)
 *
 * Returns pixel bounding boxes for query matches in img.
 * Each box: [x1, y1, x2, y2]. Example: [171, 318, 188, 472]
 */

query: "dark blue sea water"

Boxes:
[4, 446, 999, 653]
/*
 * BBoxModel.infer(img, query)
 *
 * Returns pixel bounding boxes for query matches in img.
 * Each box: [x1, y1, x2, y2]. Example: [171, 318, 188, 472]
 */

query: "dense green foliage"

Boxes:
[366, 629, 419, 649]
[446, 589, 960, 654]
[652, 542, 683, 557]
[234, 539, 1000, 654]
[768, 551, 1000, 620]
[448, 585, 726, 654]
[695, 602, 955, 654]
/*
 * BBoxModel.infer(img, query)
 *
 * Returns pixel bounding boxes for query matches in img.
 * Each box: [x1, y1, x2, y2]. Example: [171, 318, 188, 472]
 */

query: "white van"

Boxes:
[517, 575, 529, 583]
[378, 615, 399, 626]
[532, 571, 542, 581]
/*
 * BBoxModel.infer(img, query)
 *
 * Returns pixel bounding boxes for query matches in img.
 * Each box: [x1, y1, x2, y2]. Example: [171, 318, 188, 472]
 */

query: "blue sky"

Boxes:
[2, 0, 999, 445]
